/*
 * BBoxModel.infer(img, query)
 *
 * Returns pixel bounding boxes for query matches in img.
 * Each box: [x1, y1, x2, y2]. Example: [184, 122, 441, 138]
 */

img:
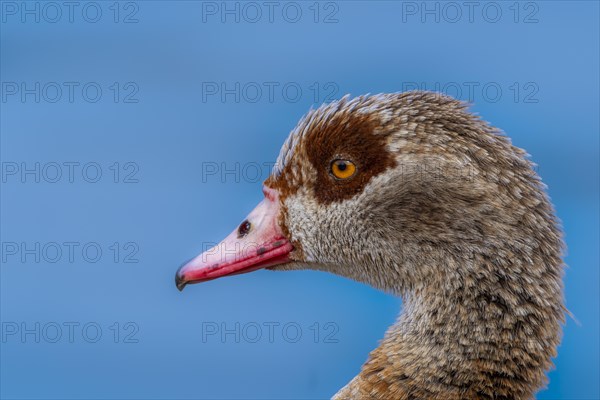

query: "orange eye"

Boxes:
[330, 159, 357, 180]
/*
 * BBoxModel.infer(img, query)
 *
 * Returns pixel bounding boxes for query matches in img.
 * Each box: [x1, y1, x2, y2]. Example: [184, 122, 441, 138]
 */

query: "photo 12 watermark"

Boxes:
[399, 1, 540, 24]
[1, 82, 140, 104]
[1, 241, 140, 264]
[200, 1, 340, 24]
[200, 81, 339, 104]
[201, 321, 339, 344]
[1, 1, 140, 24]
[1, 162, 140, 184]
[401, 81, 540, 104]
[1, 321, 140, 343]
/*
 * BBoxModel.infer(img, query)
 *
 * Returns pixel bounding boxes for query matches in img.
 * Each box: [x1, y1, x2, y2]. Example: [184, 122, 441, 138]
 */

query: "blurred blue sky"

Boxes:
[1, 1, 598, 399]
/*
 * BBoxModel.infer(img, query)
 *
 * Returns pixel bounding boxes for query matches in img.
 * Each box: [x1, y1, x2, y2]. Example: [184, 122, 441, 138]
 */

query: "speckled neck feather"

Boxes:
[265, 92, 565, 400]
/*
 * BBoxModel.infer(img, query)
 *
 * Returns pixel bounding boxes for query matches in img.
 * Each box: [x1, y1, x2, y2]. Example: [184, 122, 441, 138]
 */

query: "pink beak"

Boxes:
[175, 187, 294, 291]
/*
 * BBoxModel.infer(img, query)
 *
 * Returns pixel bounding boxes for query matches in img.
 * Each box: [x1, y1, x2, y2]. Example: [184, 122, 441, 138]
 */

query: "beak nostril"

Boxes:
[237, 220, 252, 238]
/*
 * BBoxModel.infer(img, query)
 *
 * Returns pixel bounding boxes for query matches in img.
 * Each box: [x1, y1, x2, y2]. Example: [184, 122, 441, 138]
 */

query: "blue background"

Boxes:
[0, 1, 598, 399]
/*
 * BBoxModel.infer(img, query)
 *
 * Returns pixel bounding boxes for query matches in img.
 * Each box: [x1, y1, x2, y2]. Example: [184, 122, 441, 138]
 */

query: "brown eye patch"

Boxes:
[305, 111, 396, 204]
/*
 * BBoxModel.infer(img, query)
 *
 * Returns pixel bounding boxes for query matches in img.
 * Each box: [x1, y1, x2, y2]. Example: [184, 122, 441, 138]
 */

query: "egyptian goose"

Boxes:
[176, 92, 565, 400]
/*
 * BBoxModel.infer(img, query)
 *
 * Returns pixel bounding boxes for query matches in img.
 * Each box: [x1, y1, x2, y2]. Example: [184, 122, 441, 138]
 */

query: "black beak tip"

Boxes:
[176, 258, 195, 291]
[175, 262, 189, 292]
[175, 272, 187, 291]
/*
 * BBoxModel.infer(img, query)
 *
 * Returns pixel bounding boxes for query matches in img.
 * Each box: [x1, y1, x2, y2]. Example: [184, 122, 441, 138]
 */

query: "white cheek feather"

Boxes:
[284, 193, 319, 262]
[283, 170, 398, 266]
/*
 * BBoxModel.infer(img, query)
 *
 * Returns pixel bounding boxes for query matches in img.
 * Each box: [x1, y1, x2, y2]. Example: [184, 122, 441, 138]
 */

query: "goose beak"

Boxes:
[175, 187, 293, 291]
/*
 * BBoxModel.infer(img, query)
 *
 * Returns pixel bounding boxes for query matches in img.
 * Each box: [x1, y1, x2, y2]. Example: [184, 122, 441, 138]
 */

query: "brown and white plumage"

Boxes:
[177, 91, 565, 399]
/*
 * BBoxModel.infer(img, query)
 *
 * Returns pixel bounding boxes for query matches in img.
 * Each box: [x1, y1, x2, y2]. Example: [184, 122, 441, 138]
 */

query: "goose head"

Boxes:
[176, 92, 564, 399]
